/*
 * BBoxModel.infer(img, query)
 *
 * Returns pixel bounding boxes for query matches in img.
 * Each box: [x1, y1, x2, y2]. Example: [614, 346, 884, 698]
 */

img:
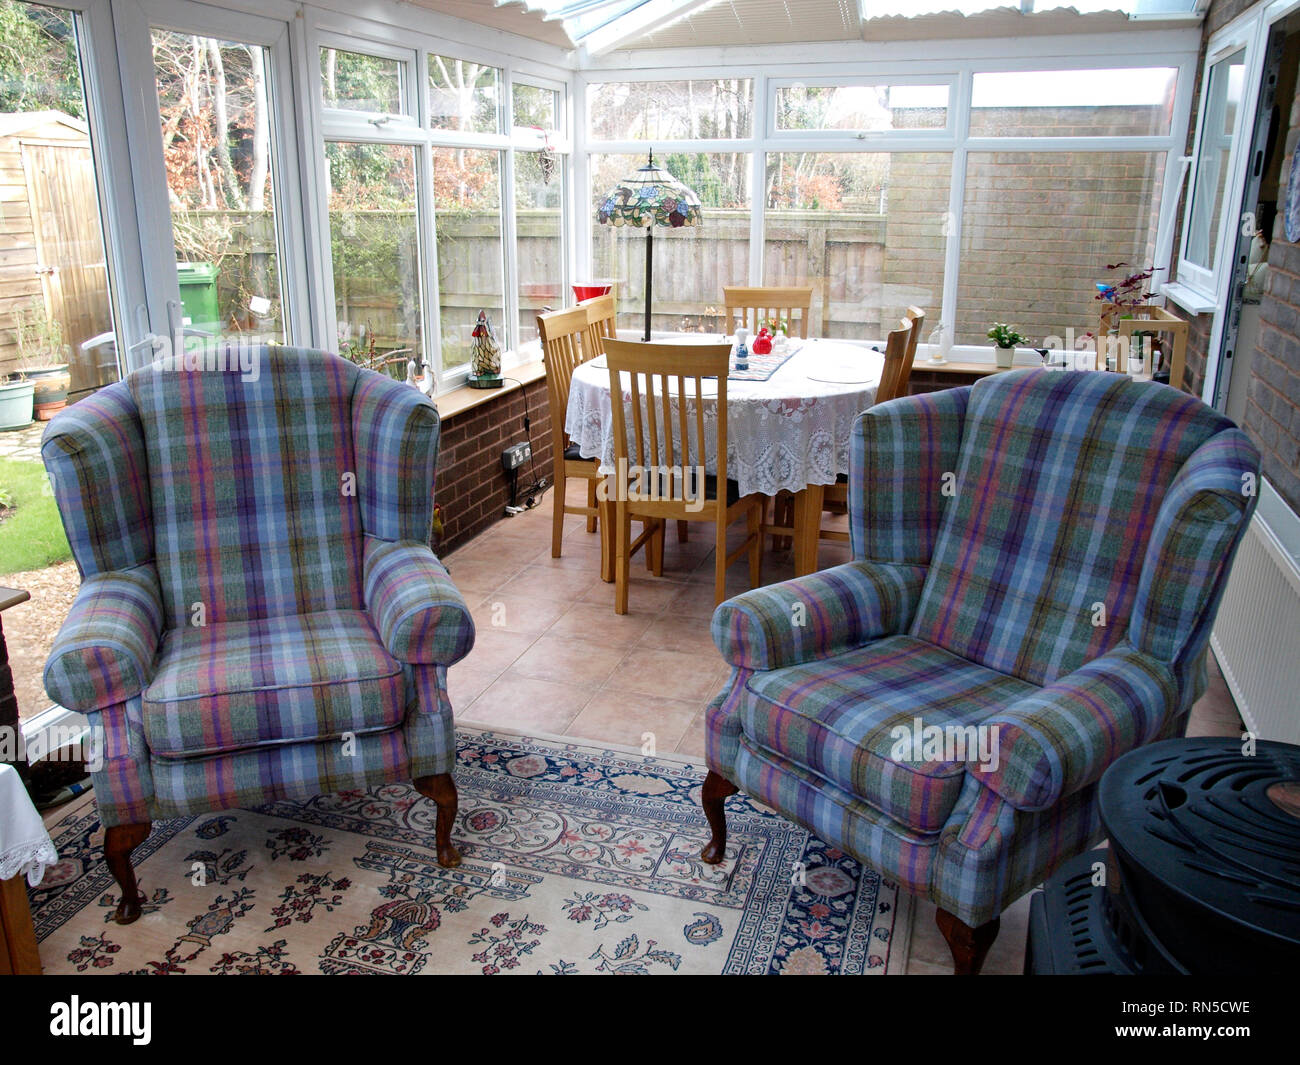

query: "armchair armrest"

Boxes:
[980, 645, 1178, 811]
[711, 560, 927, 671]
[363, 537, 475, 665]
[43, 564, 163, 712]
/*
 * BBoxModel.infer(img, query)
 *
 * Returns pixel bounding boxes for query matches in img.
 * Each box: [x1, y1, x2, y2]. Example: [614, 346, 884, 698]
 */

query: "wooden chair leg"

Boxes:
[714, 519, 728, 606]
[615, 502, 631, 615]
[935, 908, 1000, 975]
[551, 468, 566, 558]
[413, 773, 462, 868]
[747, 501, 762, 589]
[104, 822, 151, 925]
[586, 478, 598, 534]
[677, 520, 689, 543]
[700, 769, 738, 864]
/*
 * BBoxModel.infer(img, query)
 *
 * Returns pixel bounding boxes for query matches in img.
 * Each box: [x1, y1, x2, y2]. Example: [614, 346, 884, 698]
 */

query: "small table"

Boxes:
[567, 336, 883, 577]
[0, 761, 56, 974]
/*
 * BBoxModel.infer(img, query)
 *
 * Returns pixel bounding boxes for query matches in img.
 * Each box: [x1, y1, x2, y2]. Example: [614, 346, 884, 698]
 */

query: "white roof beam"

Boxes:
[575, 0, 718, 57]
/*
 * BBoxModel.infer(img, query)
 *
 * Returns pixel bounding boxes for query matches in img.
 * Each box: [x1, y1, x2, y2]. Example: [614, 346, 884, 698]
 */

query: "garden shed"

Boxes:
[0, 110, 113, 393]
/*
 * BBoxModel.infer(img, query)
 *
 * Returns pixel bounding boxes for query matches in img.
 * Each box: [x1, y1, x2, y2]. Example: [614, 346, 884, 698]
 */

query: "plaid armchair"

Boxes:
[701, 369, 1259, 973]
[41, 346, 474, 924]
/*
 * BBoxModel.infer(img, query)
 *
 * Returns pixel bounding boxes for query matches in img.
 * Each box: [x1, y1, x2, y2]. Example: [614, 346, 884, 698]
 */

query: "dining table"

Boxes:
[564, 332, 885, 579]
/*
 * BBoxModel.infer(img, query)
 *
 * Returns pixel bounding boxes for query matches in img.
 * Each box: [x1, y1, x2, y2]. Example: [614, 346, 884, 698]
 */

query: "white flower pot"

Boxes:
[995, 345, 1015, 369]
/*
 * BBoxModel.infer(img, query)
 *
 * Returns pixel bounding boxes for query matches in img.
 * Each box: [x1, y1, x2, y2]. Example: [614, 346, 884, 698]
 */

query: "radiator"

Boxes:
[1210, 480, 1300, 745]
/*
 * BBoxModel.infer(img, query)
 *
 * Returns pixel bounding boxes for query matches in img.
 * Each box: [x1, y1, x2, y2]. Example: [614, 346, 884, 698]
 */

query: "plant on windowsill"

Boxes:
[11, 296, 70, 421]
[987, 322, 1027, 369]
[1093, 262, 1166, 372]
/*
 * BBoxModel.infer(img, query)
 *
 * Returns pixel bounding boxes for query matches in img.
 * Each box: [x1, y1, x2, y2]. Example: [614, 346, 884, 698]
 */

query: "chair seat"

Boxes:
[143, 610, 405, 759]
[740, 634, 1035, 833]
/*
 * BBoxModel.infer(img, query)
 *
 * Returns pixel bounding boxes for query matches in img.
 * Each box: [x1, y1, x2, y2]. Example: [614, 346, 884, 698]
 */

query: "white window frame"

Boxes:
[113, 0, 314, 368]
[304, 9, 572, 392]
[578, 36, 1199, 362]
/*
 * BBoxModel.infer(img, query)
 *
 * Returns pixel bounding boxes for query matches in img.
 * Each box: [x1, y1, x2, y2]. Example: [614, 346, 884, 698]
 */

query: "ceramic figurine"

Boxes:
[734, 327, 750, 372]
[753, 327, 772, 355]
[469, 310, 503, 389]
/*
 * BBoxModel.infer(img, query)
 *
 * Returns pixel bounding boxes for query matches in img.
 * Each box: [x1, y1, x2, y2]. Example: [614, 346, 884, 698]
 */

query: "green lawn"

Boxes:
[0, 457, 71, 574]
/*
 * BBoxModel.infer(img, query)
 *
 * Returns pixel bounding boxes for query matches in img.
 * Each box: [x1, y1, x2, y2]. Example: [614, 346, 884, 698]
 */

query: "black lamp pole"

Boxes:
[644, 225, 653, 342]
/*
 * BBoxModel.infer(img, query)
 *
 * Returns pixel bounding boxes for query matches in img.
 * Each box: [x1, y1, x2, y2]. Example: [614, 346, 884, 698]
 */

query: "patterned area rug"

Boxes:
[28, 728, 909, 975]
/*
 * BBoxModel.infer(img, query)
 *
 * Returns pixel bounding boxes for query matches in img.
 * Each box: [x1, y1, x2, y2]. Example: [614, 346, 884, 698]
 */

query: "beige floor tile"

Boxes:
[605, 647, 729, 703]
[549, 600, 656, 643]
[459, 628, 537, 674]
[460, 673, 591, 734]
[510, 633, 628, 687]
[470, 591, 570, 635]
[565, 690, 700, 752]
[581, 573, 688, 614]
[439, 557, 512, 596]
[497, 563, 600, 603]
[674, 711, 709, 759]
[446, 662, 500, 710]
[638, 613, 719, 657]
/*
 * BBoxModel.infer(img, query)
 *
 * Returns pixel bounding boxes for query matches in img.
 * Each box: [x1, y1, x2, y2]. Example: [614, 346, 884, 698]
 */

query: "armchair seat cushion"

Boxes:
[143, 610, 405, 759]
[741, 635, 1034, 833]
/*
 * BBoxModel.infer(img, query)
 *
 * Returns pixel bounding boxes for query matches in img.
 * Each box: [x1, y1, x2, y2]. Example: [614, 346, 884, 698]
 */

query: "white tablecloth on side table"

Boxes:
[0, 763, 58, 887]
[564, 337, 883, 499]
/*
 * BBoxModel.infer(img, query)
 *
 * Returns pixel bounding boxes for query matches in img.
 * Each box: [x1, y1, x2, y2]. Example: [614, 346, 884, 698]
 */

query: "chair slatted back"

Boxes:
[537, 305, 593, 451]
[579, 293, 617, 360]
[874, 320, 915, 405]
[723, 285, 814, 339]
[901, 306, 926, 390]
[603, 339, 732, 513]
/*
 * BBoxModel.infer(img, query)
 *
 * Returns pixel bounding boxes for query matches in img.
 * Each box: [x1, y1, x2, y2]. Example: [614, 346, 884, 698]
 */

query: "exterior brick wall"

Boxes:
[434, 378, 554, 554]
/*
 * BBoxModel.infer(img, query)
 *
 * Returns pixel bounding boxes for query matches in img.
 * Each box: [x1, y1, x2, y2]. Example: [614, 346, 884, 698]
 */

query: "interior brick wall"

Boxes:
[433, 378, 554, 555]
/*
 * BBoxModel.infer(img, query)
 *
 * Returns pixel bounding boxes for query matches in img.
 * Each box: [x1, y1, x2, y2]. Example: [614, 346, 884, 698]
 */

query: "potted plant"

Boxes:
[12, 297, 70, 420]
[987, 322, 1028, 369]
[1094, 262, 1163, 372]
[0, 373, 34, 431]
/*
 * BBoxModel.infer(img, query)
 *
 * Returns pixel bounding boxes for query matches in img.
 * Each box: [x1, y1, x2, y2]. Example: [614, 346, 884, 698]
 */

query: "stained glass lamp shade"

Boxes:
[597, 152, 702, 341]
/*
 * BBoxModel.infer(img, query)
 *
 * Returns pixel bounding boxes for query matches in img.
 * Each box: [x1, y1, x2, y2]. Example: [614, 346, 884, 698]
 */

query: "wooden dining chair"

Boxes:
[765, 316, 919, 557]
[579, 293, 617, 360]
[538, 305, 604, 559]
[723, 285, 814, 339]
[604, 338, 764, 614]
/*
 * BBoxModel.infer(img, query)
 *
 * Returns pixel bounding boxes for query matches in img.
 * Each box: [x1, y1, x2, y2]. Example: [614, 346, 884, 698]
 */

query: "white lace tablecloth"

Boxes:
[0, 762, 58, 887]
[565, 337, 883, 498]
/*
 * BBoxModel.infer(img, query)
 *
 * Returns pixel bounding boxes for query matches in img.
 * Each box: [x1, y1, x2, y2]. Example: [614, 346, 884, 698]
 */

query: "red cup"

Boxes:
[573, 281, 614, 302]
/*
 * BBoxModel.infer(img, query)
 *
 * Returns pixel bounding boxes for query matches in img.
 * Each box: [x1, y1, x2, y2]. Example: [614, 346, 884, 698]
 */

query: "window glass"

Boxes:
[1184, 51, 1245, 271]
[326, 142, 423, 373]
[154, 30, 287, 341]
[591, 152, 750, 333]
[775, 84, 949, 132]
[764, 153, 950, 339]
[320, 46, 404, 114]
[515, 150, 564, 345]
[970, 68, 1177, 137]
[428, 55, 501, 134]
[432, 147, 504, 369]
[513, 83, 559, 133]
[957, 151, 1165, 346]
[0, 0, 121, 727]
[588, 79, 753, 140]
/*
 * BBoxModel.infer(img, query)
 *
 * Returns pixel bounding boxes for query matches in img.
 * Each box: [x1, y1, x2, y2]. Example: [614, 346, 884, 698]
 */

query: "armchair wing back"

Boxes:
[41, 345, 473, 924]
[703, 368, 1260, 972]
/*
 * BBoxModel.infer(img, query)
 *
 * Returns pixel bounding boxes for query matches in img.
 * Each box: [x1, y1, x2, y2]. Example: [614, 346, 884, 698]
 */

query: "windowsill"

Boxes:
[435, 359, 546, 420]
[1162, 282, 1218, 315]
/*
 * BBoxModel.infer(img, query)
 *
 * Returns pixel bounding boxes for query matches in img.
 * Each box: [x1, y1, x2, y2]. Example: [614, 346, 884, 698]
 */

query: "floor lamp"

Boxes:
[596, 152, 702, 342]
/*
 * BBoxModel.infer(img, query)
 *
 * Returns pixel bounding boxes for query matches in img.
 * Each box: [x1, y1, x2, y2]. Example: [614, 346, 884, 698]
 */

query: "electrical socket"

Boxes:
[502, 441, 531, 471]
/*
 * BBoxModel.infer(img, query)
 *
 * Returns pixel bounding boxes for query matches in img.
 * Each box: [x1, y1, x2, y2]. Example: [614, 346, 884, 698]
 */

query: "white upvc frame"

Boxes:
[1184, 0, 1300, 406]
[111, 0, 314, 369]
[303, 6, 573, 391]
[577, 36, 1200, 362]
